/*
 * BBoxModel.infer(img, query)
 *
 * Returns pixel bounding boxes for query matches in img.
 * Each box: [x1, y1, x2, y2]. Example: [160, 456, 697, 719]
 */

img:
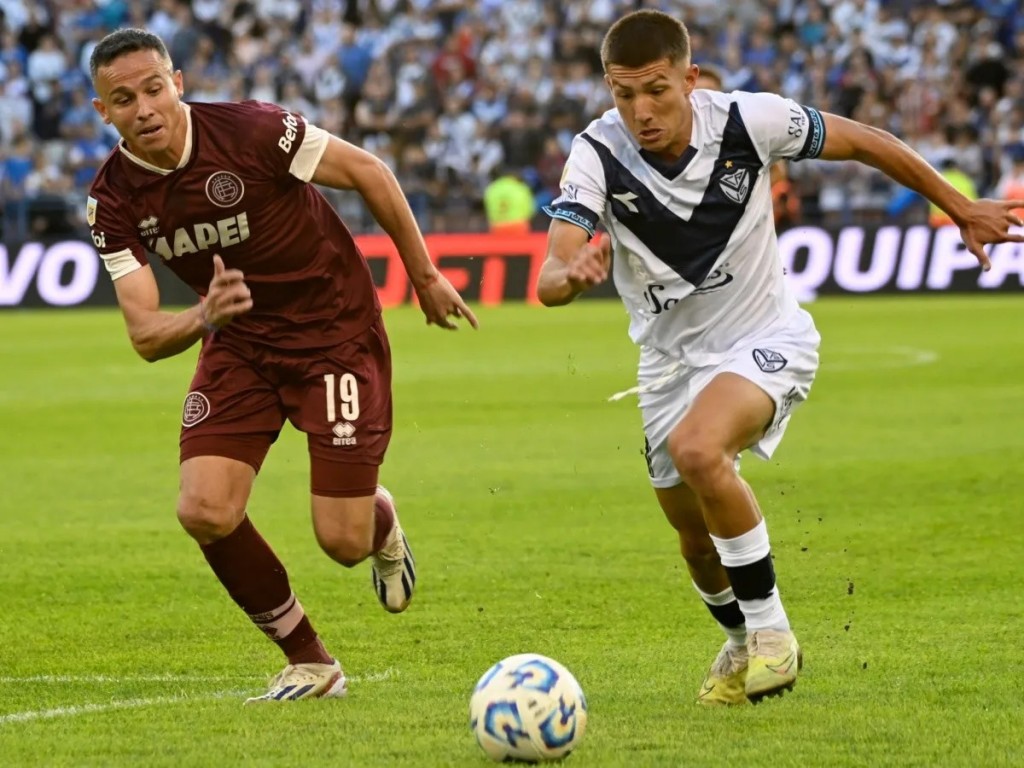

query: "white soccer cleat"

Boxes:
[243, 660, 347, 704]
[370, 486, 416, 613]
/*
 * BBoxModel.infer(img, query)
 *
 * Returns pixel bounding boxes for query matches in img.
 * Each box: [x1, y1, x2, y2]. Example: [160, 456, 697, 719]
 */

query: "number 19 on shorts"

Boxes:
[324, 373, 360, 422]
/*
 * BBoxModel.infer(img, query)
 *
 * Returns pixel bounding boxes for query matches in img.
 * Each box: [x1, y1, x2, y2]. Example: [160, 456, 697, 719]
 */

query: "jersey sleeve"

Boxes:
[242, 100, 329, 183]
[86, 189, 147, 280]
[542, 135, 607, 238]
[734, 91, 826, 165]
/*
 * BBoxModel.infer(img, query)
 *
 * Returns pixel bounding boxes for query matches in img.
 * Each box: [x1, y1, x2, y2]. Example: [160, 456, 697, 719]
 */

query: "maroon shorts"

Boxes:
[179, 317, 392, 497]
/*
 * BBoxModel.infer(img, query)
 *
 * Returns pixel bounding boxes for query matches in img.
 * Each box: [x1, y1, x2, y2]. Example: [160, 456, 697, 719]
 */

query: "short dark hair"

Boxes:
[90, 28, 170, 80]
[601, 10, 691, 70]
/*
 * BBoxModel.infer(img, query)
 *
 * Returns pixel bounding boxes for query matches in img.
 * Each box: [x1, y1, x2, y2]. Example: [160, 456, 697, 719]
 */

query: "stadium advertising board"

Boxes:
[2, 225, 1021, 309]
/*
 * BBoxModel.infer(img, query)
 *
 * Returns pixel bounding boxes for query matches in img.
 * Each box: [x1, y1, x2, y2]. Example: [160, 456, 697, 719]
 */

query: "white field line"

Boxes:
[0, 691, 244, 725]
[0, 667, 399, 686]
[825, 345, 939, 371]
[0, 668, 398, 726]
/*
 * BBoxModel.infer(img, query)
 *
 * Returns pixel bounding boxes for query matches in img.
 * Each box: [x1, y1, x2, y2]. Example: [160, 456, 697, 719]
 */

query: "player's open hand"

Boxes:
[567, 234, 611, 293]
[203, 254, 253, 328]
[414, 271, 479, 331]
[957, 199, 1024, 271]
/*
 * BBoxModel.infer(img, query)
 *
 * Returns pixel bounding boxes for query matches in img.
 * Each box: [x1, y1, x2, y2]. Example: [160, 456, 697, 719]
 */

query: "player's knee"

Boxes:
[667, 433, 731, 489]
[317, 528, 373, 567]
[176, 493, 243, 543]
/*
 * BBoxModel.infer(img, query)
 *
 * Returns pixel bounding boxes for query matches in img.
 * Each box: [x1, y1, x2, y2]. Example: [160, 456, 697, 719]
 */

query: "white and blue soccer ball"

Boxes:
[469, 653, 588, 763]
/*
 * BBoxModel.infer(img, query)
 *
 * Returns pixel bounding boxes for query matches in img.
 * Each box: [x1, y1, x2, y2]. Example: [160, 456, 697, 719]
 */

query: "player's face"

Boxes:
[605, 58, 698, 161]
[92, 49, 185, 167]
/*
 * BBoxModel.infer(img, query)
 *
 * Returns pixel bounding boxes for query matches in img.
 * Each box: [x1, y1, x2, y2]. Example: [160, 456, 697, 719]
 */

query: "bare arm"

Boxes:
[114, 255, 252, 362]
[114, 267, 205, 362]
[819, 114, 971, 223]
[819, 114, 1024, 266]
[311, 136, 477, 329]
[537, 219, 610, 306]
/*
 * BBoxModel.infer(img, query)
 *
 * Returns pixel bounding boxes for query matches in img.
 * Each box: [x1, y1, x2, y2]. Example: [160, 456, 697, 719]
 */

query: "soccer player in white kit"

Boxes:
[538, 10, 1024, 705]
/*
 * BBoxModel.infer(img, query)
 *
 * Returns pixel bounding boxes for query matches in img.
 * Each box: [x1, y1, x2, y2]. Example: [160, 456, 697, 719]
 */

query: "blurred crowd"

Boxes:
[1, 0, 1023, 239]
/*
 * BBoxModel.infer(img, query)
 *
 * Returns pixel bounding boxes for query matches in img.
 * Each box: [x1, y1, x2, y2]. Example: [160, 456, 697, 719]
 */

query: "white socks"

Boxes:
[710, 519, 790, 632]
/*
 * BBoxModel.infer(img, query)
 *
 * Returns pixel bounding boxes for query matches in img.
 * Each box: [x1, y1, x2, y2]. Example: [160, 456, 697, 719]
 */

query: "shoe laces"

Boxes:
[269, 662, 333, 689]
[748, 630, 788, 657]
[711, 644, 748, 677]
[608, 361, 685, 402]
[373, 530, 406, 575]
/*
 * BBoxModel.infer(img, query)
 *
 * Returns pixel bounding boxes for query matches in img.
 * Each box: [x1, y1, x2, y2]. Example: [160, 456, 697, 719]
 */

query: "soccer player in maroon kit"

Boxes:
[86, 28, 478, 703]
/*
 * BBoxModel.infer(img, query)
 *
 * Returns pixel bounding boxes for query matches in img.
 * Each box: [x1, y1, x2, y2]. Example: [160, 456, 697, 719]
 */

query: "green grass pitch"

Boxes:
[1, 296, 1022, 767]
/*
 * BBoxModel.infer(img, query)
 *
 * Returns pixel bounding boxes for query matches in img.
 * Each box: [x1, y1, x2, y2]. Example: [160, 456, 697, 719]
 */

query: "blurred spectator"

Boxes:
[993, 144, 1024, 217]
[1, 0, 1023, 237]
[695, 64, 724, 91]
[771, 162, 802, 231]
[484, 166, 536, 234]
[929, 158, 979, 227]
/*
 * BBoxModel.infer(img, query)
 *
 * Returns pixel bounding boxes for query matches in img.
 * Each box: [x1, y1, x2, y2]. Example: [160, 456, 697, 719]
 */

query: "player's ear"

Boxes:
[92, 96, 111, 124]
[172, 69, 184, 97]
[684, 63, 700, 96]
[681, 62, 698, 95]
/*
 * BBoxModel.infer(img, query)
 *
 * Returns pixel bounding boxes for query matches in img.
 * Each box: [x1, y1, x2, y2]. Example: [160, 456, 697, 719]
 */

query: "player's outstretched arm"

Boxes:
[819, 114, 1024, 269]
[311, 136, 477, 330]
[537, 220, 611, 307]
[115, 254, 251, 362]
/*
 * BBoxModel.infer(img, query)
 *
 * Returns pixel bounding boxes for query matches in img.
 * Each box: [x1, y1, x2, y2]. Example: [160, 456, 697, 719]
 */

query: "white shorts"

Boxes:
[639, 310, 820, 489]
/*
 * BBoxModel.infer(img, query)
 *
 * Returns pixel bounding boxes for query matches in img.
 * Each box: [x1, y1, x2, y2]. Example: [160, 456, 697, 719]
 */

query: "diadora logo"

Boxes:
[611, 191, 639, 214]
[753, 348, 788, 373]
[138, 216, 159, 237]
[332, 421, 357, 446]
[719, 167, 750, 204]
[150, 212, 250, 260]
[277, 112, 300, 153]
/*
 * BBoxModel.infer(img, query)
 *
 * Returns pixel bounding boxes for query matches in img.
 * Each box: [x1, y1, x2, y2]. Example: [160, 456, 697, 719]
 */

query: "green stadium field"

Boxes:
[1, 296, 1022, 767]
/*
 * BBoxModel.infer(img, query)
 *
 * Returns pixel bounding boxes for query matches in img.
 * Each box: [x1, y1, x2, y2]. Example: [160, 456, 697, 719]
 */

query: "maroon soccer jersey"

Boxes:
[87, 100, 379, 348]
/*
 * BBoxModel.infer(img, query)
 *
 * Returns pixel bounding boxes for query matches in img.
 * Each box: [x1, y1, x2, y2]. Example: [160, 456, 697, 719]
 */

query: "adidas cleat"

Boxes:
[370, 486, 416, 613]
[243, 660, 347, 704]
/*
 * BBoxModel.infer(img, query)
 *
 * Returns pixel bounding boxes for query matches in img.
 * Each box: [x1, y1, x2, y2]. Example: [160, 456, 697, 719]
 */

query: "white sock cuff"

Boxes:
[692, 582, 736, 606]
[709, 519, 770, 568]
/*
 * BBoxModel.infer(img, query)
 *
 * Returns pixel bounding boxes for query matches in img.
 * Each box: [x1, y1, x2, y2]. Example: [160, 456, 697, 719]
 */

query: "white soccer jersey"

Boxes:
[545, 89, 827, 367]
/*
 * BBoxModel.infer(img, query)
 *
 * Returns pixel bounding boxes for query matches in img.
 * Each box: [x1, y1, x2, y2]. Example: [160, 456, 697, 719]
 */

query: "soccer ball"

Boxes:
[469, 653, 588, 763]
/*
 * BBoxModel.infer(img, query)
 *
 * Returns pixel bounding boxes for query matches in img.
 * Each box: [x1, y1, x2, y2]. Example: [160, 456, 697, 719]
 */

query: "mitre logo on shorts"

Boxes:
[182, 391, 211, 427]
[753, 348, 788, 373]
[332, 421, 357, 446]
[206, 171, 245, 208]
